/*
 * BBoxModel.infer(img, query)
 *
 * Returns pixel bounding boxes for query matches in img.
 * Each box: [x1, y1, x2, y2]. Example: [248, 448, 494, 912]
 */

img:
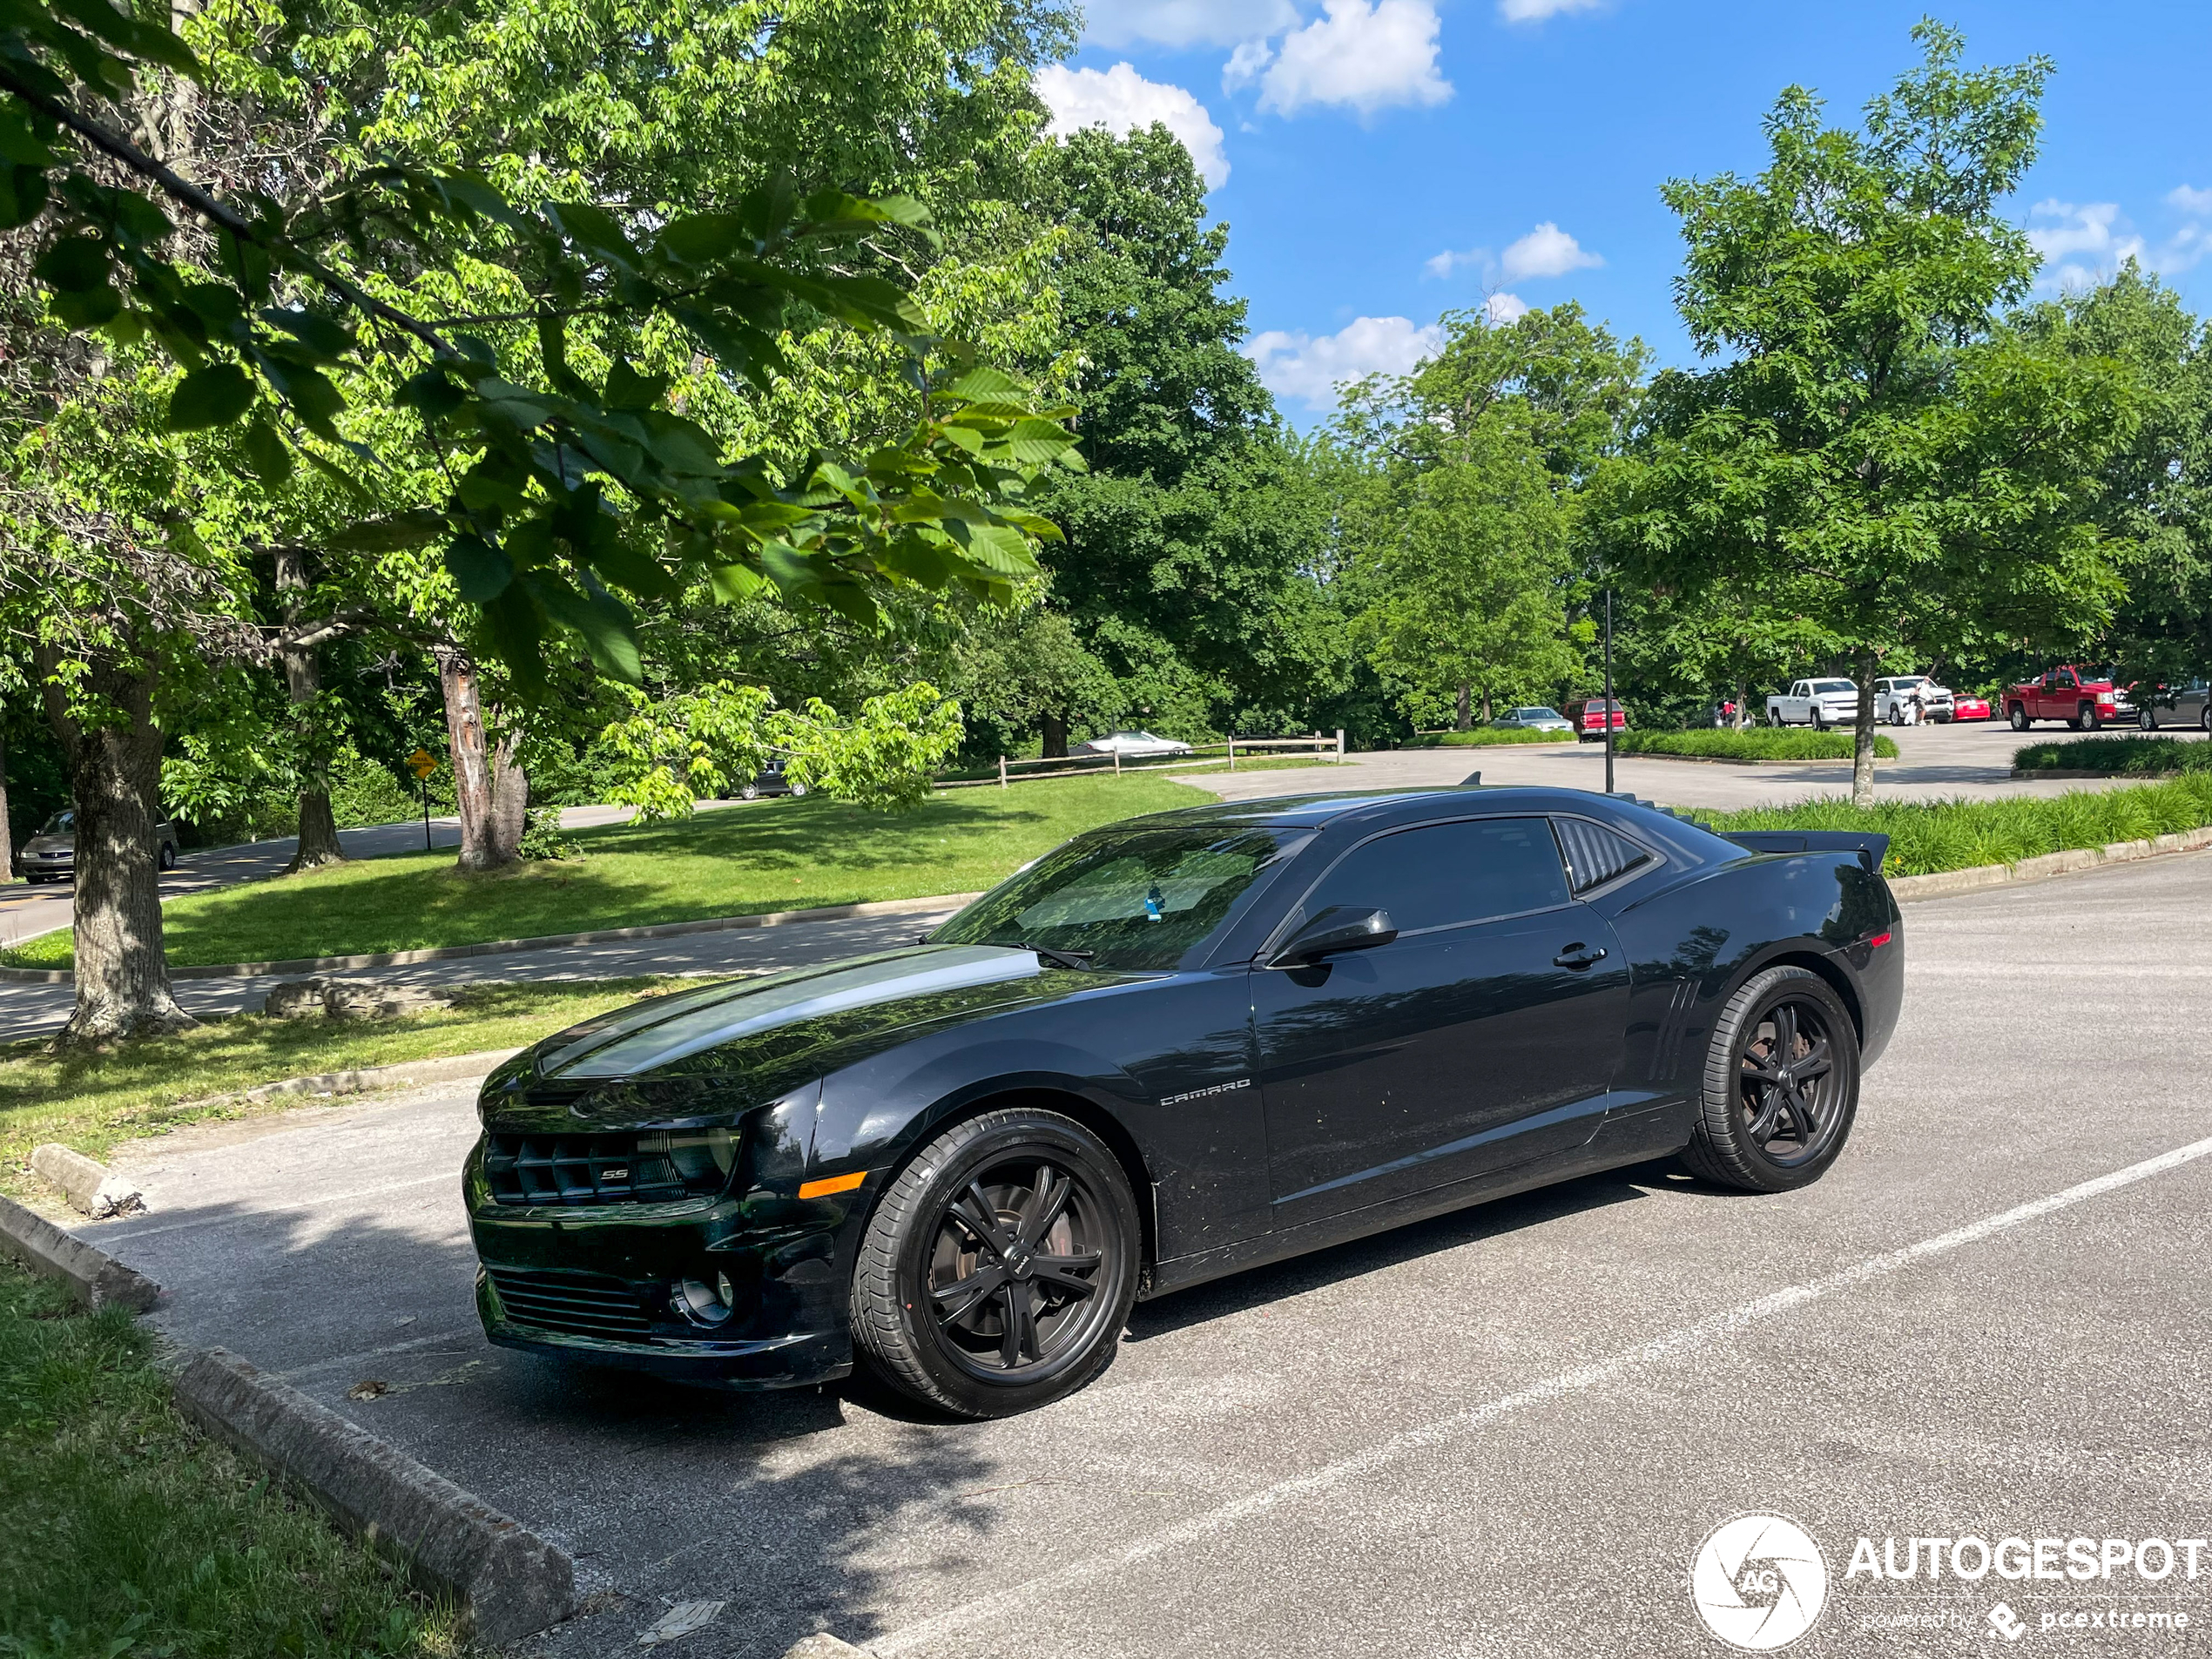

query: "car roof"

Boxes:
[1112, 783, 1742, 860]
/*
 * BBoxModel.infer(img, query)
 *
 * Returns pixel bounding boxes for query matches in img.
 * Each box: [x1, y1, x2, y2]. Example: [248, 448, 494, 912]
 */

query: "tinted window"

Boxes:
[1552, 818, 1656, 894]
[1299, 817, 1570, 934]
[935, 827, 1303, 970]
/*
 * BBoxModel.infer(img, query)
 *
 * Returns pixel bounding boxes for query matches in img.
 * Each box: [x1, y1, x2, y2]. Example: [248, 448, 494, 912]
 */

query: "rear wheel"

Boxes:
[738, 782, 759, 799]
[2201, 705, 2212, 733]
[2141, 708, 2159, 731]
[1681, 967, 1860, 1194]
[850, 1109, 1141, 1418]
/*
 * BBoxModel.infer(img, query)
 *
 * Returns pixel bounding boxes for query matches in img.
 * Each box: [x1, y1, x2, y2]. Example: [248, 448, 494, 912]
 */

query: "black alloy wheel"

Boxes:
[851, 1108, 1140, 1417]
[1682, 966, 1860, 1193]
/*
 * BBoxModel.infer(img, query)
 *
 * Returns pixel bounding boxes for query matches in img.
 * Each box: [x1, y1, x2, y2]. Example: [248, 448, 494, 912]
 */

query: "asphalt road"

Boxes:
[1197, 717, 2209, 810]
[78, 850, 2212, 1657]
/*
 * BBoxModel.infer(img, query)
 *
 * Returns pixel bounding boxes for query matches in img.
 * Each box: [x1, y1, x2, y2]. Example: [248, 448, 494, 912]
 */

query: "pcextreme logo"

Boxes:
[1691, 1514, 1831, 1651]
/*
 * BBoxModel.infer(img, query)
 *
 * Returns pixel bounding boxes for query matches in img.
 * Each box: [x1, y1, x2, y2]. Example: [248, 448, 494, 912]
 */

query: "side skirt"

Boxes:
[1140, 1098, 1696, 1300]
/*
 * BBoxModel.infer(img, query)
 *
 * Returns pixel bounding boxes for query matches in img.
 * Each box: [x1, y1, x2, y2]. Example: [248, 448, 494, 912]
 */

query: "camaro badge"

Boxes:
[1161, 1079, 1252, 1106]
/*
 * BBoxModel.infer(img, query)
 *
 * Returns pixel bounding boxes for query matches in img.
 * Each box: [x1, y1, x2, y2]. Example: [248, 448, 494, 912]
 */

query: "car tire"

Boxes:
[2009, 706, 2029, 731]
[1679, 966, 1861, 1195]
[2201, 705, 2212, 733]
[790, 781, 807, 797]
[739, 783, 759, 799]
[2141, 708, 2159, 731]
[2080, 705, 2100, 731]
[849, 1107, 1142, 1419]
[158, 841, 176, 872]
[1811, 710, 1828, 731]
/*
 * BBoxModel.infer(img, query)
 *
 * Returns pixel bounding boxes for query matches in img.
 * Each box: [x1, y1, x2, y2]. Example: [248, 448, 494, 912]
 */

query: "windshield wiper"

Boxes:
[1015, 942, 1096, 970]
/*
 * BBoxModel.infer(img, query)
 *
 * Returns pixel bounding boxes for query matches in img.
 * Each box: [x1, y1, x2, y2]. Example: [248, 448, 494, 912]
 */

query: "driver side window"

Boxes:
[1298, 818, 1572, 938]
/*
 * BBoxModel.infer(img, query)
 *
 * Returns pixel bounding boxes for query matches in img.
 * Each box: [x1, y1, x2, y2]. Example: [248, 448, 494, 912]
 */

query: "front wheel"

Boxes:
[2009, 705, 2030, 731]
[2201, 705, 2212, 733]
[850, 1109, 1141, 1419]
[1680, 966, 1860, 1193]
[2080, 704, 2101, 731]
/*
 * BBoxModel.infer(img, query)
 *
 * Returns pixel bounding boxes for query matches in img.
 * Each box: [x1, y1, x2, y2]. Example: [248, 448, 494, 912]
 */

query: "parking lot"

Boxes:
[75, 846, 2212, 1657]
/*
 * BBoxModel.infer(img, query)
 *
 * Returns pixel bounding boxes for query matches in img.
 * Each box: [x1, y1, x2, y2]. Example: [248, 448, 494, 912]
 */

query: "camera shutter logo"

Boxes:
[1691, 1514, 1831, 1650]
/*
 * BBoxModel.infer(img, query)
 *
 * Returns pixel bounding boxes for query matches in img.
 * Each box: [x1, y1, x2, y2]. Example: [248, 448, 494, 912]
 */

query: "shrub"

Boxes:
[2010, 737, 2212, 776]
[1617, 729, 1900, 762]
[1401, 728, 1560, 748]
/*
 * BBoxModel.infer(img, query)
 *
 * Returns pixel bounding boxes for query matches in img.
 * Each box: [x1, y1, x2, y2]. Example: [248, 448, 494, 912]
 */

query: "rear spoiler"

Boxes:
[1723, 830, 1891, 874]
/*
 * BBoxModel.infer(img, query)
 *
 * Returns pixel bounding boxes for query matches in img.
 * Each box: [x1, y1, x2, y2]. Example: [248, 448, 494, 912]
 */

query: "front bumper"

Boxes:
[466, 1142, 860, 1388]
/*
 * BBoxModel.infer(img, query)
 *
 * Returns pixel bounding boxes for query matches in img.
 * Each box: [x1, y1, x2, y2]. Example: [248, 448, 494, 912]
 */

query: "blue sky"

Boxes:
[1044, 1, 2212, 421]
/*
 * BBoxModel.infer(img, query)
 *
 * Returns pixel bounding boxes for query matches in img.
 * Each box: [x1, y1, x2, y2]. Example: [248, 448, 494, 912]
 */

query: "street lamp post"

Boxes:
[1603, 587, 1615, 796]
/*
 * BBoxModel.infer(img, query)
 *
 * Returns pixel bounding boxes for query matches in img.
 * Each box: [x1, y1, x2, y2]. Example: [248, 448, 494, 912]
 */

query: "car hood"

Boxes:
[481, 944, 1141, 1129]
[21, 835, 71, 853]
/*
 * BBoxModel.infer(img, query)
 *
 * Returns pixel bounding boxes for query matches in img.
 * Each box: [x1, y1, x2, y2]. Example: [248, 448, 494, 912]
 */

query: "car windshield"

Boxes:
[38, 810, 74, 835]
[1889, 677, 1925, 689]
[1521, 708, 1561, 719]
[934, 826, 1304, 971]
[1811, 680, 1855, 693]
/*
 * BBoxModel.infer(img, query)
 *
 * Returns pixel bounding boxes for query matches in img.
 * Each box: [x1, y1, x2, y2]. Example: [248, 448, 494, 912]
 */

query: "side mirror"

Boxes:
[1269, 906, 1397, 967]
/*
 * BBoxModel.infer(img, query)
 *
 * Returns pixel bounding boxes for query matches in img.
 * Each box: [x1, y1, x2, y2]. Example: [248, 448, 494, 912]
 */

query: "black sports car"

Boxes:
[466, 785, 1902, 1418]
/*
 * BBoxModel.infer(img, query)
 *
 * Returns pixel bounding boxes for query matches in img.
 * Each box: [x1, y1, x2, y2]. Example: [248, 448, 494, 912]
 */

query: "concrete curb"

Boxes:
[0, 890, 980, 985]
[781, 1636, 875, 1657]
[1891, 825, 2212, 903]
[197, 1047, 525, 1110]
[30, 1143, 142, 1217]
[1614, 749, 1871, 767]
[0, 1193, 159, 1310]
[172, 1347, 575, 1645]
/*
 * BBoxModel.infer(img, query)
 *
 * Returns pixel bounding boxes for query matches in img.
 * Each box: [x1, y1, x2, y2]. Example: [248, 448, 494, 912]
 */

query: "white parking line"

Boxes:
[875, 1131, 2212, 1656]
[280, 1327, 486, 1383]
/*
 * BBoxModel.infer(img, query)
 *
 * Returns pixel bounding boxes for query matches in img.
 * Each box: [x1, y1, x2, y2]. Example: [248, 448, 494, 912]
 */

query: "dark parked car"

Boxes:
[14, 809, 179, 883]
[467, 786, 1902, 1418]
[728, 759, 807, 800]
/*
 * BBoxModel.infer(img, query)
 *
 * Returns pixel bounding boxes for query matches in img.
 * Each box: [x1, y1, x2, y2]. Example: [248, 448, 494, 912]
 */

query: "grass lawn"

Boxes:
[1618, 728, 1900, 761]
[1708, 773, 2212, 876]
[10, 771, 1210, 970]
[1, 979, 710, 1197]
[2012, 736, 2212, 775]
[0, 1261, 461, 1657]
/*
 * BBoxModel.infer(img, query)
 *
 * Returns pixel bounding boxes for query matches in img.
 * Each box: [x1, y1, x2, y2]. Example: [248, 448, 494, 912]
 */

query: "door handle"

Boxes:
[1554, 943, 1608, 969]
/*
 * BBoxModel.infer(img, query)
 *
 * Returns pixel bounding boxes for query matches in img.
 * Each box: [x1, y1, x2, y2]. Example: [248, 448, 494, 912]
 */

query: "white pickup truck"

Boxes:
[1765, 678, 1864, 729]
[1871, 674, 1954, 725]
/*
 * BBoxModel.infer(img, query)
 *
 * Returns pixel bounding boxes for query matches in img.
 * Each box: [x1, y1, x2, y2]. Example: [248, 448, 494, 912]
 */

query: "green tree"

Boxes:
[1613, 24, 2142, 805]
[1028, 123, 1338, 747]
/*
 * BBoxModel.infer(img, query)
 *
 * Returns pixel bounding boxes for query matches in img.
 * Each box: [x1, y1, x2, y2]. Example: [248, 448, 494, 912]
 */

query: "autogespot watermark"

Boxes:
[1689, 1519, 2209, 1649]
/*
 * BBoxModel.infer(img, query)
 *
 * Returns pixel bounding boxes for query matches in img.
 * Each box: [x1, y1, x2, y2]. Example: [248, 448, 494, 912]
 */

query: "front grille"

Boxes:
[486, 1266, 653, 1340]
[483, 1128, 732, 1206]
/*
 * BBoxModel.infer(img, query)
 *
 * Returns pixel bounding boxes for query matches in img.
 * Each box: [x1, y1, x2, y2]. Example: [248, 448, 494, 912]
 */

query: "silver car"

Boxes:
[14, 808, 180, 883]
[2135, 679, 2212, 732]
[1492, 706, 1575, 732]
[1071, 730, 1194, 759]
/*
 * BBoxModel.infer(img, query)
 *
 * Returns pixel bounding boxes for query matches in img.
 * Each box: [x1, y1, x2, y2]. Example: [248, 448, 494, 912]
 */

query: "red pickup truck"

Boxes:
[2002, 666, 2132, 731]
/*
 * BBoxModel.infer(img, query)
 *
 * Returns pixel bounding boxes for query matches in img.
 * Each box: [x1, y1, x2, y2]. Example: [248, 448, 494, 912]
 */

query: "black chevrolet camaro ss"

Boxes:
[466, 785, 1903, 1417]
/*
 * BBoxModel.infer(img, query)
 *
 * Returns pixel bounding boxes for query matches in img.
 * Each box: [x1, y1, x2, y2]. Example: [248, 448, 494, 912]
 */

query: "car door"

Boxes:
[1251, 816, 1631, 1231]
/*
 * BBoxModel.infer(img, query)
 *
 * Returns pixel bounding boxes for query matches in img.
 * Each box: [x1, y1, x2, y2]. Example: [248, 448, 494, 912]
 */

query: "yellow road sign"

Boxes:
[408, 747, 439, 781]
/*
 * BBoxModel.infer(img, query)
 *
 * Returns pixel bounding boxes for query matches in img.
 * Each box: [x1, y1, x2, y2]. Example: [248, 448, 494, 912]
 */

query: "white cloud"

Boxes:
[1499, 221, 1602, 280]
[2168, 185, 2212, 217]
[1498, 0, 1608, 18]
[1036, 63, 1231, 188]
[1258, 0, 1452, 118]
[2027, 199, 2149, 292]
[1223, 38, 1273, 91]
[1424, 246, 1487, 279]
[1085, 0, 1299, 50]
[1243, 314, 1444, 409]
[1485, 292, 1529, 324]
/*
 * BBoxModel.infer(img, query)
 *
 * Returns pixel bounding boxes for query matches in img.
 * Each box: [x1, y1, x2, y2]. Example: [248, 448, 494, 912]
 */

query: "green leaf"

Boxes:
[604, 359, 671, 412]
[547, 201, 638, 270]
[51, 284, 121, 328]
[654, 212, 751, 266]
[165, 363, 254, 430]
[214, 230, 271, 304]
[240, 415, 293, 486]
[944, 366, 1025, 401]
[528, 573, 642, 682]
[707, 560, 770, 604]
[0, 106, 55, 167]
[34, 235, 108, 293]
[945, 519, 1035, 577]
[0, 165, 49, 232]
[443, 534, 514, 601]
[259, 307, 354, 361]
[328, 509, 448, 552]
[180, 283, 243, 327]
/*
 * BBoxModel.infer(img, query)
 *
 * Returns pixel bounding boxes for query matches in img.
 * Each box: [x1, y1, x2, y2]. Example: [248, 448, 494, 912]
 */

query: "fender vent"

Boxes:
[1648, 980, 1697, 1082]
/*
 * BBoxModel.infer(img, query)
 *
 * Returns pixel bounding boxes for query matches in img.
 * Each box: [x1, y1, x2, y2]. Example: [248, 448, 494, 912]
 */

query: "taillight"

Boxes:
[1867, 930, 1892, 948]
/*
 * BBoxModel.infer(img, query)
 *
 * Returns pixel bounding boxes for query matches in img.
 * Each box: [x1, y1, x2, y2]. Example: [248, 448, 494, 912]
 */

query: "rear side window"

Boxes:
[1299, 817, 1571, 934]
[1551, 818, 1655, 895]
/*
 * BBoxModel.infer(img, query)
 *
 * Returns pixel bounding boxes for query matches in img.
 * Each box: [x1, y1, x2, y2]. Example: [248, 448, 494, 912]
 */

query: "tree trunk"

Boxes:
[437, 647, 522, 872]
[1851, 650, 1879, 810]
[1454, 682, 1473, 731]
[0, 728, 11, 884]
[1479, 689, 1494, 724]
[1040, 711, 1068, 759]
[274, 548, 344, 872]
[1732, 674, 1749, 730]
[38, 641, 193, 1045]
[488, 718, 527, 863]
